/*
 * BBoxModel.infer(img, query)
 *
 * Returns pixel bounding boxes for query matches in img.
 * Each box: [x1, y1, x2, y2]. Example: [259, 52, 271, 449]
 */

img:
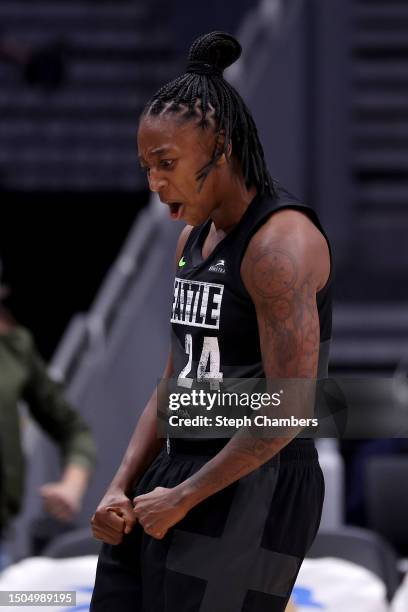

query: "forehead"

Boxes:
[137, 114, 214, 157]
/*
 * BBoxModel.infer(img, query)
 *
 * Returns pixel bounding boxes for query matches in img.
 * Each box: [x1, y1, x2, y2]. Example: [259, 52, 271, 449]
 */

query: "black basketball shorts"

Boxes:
[90, 439, 324, 612]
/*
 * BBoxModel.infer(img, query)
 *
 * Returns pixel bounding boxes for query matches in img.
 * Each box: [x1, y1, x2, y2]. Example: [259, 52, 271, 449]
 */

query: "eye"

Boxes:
[159, 159, 174, 169]
[139, 159, 174, 174]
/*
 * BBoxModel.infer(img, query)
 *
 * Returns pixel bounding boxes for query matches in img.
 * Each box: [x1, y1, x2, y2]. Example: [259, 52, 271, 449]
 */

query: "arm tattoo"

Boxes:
[181, 241, 320, 505]
[249, 244, 319, 378]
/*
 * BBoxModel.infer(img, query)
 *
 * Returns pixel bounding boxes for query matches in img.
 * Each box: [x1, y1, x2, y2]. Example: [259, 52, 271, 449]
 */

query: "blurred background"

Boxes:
[0, 0, 408, 609]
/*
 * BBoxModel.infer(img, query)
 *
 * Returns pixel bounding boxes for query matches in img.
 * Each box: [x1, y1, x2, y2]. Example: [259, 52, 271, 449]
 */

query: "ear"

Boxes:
[218, 142, 232, 166]
[215, 130, 232, 166]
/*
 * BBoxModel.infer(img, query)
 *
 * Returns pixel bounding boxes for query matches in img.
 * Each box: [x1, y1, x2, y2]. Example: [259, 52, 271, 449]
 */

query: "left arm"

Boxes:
[23, 336, 97, 520]
[133, 212, 327, 537]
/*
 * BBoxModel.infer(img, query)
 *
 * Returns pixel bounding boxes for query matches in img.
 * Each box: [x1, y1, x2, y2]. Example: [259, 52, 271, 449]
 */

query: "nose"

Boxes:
[148, 170, 168, 193]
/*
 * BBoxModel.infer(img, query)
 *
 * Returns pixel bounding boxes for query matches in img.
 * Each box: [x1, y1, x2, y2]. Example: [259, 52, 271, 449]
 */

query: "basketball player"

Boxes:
[90, 31, 331, 612]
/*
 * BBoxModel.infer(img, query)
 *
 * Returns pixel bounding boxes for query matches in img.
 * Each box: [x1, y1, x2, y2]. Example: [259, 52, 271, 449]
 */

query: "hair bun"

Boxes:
[187, 31, 242, 75]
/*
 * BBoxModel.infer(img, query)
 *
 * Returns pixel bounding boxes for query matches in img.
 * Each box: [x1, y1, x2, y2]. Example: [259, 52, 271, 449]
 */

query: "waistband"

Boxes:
[167, 437, 317, 463]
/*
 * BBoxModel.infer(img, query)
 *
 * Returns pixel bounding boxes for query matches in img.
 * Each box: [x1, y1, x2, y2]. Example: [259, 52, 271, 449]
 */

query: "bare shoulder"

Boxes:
[240, 208, 327, 377]
[174, 225, 194, 268]
[241, 208, 330, 296]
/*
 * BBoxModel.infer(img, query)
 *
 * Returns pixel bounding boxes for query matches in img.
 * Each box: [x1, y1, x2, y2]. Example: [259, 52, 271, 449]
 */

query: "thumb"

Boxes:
[124, 507, 138, 529]
[124, 522, 133, 535]
[107, 506, 136, 533]
[123, 508, 138, 534]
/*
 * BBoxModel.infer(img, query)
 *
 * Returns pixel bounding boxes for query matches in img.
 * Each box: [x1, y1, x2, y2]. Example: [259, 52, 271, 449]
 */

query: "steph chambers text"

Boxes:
[168, 415, 318, 428]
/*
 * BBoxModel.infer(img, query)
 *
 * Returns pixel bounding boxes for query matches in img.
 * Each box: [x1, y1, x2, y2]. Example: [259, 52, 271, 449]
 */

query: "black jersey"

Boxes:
[169, 182, 333, 452]
[92, 183, 329, 612]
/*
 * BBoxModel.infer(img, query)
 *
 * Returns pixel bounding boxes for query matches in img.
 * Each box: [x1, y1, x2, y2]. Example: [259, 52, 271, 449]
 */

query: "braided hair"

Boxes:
[141, 31, 275, 196]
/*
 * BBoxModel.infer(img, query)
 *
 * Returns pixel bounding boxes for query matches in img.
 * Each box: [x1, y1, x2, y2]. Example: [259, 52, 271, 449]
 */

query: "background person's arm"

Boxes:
[22, 331, 96, 521]
[40, 464, 91, 522]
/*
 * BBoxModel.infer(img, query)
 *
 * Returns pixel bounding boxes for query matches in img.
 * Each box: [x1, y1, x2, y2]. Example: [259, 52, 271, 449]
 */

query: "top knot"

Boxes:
[186, 31, 242, 78]
[185, 61, 223, 78]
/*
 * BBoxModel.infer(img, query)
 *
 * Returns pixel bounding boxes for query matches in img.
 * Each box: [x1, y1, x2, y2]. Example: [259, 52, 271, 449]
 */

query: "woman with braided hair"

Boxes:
[90, 31, 332, 612]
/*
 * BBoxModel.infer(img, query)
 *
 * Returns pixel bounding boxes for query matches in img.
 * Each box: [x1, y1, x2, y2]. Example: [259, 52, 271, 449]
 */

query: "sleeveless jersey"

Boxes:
[169, 181, 333, 453]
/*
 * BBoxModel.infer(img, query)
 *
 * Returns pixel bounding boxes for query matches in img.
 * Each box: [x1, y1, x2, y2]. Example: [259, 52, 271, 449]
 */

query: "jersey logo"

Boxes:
[171, 278, 224, 329]
[208, 259, 226, 274]
[178, 256, 187, 268]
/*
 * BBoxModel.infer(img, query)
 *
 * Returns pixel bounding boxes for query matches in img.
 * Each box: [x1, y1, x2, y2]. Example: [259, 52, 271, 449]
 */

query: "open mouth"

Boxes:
[167, 202, 184, 220]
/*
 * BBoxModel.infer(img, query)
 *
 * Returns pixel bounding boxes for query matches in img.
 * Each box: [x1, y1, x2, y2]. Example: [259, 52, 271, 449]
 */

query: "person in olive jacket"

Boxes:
[0, 265, 96, 561]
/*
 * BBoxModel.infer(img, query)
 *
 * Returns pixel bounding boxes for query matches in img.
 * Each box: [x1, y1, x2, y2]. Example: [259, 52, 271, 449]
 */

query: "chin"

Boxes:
[183, 213, 200, 227]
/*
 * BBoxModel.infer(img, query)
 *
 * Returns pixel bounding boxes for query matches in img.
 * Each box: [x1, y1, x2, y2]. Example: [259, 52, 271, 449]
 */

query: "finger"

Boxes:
[91, 521, 125, 539]
[106, 505, 125, 516]
[132, 506, 141, 519]
[111, 508, 138, 533]
[112, 513, 137, 535]
[132, 493, 146, 502]
[132, 494, 148, 507]
[105, 509, 127, 529]
[132, 505, 148, 521]
[151, 528, 165, 539]
[124, 515, 138, 534]
[145, 526, 166, 540]
[91, 525, 119, 541]
[137, 515, 149, 529]
[143, 522, 158, 534]
[107, 506, 138, 531]
[106, 506, 135, 523]
[92, 524, 125, 541]
[92, 527, 123, 545]
[92, 515, 125, 536]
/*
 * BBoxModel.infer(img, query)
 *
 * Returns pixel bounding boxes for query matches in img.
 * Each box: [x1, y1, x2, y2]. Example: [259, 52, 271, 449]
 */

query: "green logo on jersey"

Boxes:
[178, 256, 187, 268]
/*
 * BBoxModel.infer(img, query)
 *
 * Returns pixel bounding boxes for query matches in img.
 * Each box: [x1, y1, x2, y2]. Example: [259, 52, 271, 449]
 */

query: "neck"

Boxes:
[210, 180, 258, 233]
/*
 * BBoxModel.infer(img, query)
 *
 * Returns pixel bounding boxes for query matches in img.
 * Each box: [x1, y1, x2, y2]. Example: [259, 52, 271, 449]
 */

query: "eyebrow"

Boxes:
[138, 146, 173, 162]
